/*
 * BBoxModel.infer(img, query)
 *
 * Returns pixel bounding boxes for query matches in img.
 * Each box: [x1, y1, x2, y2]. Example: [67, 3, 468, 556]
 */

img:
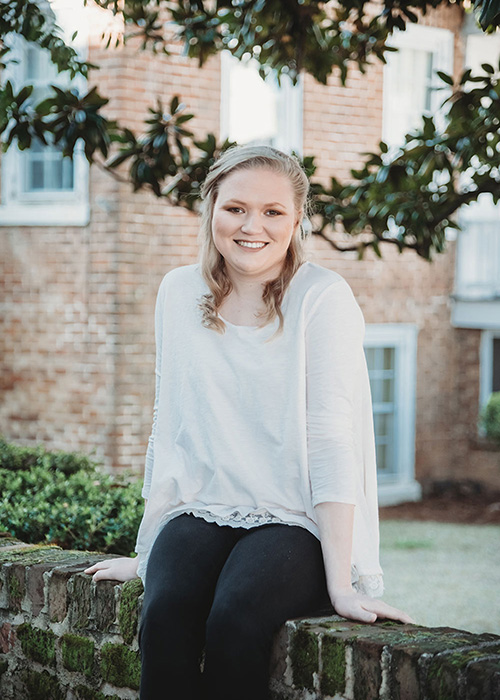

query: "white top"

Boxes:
[134, 261, 384, 597]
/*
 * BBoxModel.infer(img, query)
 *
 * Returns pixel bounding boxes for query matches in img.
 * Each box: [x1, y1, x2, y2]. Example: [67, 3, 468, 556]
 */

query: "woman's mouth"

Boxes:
[234, 240, 269, 249]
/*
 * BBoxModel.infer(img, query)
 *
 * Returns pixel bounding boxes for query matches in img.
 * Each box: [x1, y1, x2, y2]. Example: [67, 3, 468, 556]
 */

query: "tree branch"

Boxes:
[312, 229, 419, 254]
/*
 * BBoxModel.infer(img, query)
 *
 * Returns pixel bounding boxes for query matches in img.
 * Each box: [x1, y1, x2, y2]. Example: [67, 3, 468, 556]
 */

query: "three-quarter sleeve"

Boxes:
[141, 279, 165, 500]
[305, 280, 365, 508]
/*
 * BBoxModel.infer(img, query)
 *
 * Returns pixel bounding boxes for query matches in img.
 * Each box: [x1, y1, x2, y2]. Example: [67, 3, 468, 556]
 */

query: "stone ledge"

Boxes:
[270, 618, 500, 699]
[0, 543, 499, 699]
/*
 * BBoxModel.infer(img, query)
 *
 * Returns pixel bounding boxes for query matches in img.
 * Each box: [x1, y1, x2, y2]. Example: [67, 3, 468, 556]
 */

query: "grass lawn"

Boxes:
[379, 520, 500, 635]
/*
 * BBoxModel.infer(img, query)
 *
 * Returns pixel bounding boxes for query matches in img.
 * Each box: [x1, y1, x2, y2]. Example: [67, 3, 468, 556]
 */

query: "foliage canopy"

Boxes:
[1, 0, 499, 260]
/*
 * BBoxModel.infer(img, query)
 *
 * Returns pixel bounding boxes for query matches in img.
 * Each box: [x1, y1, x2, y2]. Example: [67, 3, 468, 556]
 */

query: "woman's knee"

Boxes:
[140, 585, 196, 640]
[205, 596, 271, 654]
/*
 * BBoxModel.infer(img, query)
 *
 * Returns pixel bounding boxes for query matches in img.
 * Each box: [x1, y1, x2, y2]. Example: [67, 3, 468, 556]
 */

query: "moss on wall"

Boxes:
[7, 570, 24, 611]
[0, 546, 63, 565]
[61, 633, 95, 676]
[118, 578, 143, 645]
[100, 642, 141, 690]
[23, 669, 63, 700]
[320, 635, 346, 697]
[290, 628, 318, 691]
[17, 623, 56, 667]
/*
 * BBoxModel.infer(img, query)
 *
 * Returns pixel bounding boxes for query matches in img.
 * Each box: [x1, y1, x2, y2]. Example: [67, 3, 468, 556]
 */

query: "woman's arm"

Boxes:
[315, 501, 414, 624]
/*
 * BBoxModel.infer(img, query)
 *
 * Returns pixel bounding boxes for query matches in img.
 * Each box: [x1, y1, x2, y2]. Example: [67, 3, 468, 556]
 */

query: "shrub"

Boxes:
[479, 392, 500, 444]
[0, 436, 98, 474]
[0, 439, 143, 555]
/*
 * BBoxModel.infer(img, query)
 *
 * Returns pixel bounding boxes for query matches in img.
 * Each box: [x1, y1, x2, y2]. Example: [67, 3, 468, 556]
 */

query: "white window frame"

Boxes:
[220, 49, 303, 155]
[364, 323, 421, 505]
[480, 330, 500, 415]
[0, 3, 90, 227]
[382, 24, 454, 150]
[455, 194, 500, 302]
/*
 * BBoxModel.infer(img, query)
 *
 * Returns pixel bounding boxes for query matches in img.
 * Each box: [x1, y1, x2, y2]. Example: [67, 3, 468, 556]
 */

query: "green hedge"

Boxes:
[0, 437, 98, 475]
[0, 438, 143, 555]
[480, 392, 500, 444]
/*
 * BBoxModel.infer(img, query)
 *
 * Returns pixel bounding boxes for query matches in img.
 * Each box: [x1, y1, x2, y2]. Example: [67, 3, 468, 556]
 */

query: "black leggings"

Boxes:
[138, 512, 334, 700]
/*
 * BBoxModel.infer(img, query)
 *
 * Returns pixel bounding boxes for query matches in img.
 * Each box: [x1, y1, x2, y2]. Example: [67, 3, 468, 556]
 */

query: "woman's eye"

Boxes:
[266, 210, 281, 216]
[227, 207, 242, 213]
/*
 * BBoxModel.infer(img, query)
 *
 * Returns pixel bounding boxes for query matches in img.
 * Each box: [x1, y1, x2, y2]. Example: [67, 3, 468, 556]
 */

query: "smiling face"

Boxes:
[211, 167, 302, 284]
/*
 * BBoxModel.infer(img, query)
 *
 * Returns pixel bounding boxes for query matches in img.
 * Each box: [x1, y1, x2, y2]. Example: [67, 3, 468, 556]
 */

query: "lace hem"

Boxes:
[192, 508, 284, 526]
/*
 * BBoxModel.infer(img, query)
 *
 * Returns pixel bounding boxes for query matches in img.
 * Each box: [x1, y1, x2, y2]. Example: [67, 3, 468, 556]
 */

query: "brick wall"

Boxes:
[1, 2, 499, 491]
[1, 536, 499, 699]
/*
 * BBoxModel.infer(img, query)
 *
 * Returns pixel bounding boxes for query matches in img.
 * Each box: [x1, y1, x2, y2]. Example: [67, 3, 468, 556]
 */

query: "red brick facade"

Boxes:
[1, 2, 499, 494]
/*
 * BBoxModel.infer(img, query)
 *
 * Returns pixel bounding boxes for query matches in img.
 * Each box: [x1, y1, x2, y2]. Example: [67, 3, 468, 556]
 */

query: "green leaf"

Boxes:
[437, 71, 453, 86]
[481, 63, 494, 74]
[170, 95, 180, 114]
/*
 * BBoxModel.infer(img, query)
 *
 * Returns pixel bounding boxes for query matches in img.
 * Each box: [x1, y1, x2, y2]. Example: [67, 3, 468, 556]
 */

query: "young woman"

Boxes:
[85, 144, 414, 699]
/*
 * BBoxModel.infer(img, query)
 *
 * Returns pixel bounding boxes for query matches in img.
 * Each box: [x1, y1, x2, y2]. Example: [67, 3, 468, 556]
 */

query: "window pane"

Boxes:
[383, 347, 394, 370]
[227, 56, 277, 145]
[222, 50, 302, 153]
[62, 156, 74, 189]
[29, 159, 45, 190]
[22, 134, 74, 194]
[50, 155, 63, 190]
[382, 377, 394, 403]
[385, 47, 435, 146]
[493, 338, 500, 393]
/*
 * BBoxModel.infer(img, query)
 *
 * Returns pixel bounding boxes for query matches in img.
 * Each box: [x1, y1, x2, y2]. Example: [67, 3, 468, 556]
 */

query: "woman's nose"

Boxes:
[240, 213, 263, 234]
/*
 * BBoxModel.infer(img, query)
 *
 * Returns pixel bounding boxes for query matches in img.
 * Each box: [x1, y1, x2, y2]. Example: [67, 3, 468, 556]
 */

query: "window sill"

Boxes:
[0, 201, 90, 227]
[378, 479, 422, 506]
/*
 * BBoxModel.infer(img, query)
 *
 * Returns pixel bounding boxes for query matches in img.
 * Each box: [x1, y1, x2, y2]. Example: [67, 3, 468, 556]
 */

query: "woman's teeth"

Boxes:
[235, 241, 268, 249]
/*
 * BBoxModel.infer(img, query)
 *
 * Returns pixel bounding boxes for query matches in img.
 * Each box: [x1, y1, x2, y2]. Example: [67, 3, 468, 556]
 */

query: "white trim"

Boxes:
[364, 324, 421, 503]
[220, 50, 303, 155]
[451, 300, 500, 328]
[377, 481, 422, 507]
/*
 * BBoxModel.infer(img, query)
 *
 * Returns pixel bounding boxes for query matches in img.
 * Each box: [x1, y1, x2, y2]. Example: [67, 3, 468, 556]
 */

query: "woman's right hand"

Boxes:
[84, 557, 139, 583]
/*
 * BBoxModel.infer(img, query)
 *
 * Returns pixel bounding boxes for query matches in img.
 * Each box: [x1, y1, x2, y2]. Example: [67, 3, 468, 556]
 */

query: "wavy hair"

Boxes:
[197, 144, 311, 338]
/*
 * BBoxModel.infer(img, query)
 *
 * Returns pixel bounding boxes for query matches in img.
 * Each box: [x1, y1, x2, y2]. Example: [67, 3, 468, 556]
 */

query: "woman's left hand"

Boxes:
[330, 587, 415, 624]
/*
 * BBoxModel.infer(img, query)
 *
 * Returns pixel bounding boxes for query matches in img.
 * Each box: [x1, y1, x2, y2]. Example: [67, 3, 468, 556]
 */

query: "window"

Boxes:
[455, 194, 500, 300]
[382, 25, 454, 150]
[220, 50, 303, 155]
[0, 0, 89, 226]
[480, 331, 500, 415]
[364, 324, 421, 504]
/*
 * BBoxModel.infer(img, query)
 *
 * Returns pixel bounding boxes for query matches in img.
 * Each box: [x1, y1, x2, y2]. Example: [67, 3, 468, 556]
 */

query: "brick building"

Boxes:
[1, 1, 499, 503]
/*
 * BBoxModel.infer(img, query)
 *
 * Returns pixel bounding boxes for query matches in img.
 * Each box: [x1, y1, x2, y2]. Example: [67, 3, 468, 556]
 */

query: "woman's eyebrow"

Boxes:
[223, 199, 288, 208]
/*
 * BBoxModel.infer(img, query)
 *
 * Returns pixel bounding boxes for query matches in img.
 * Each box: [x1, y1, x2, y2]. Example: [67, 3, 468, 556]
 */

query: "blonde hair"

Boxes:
[197, 144, 311, 338]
